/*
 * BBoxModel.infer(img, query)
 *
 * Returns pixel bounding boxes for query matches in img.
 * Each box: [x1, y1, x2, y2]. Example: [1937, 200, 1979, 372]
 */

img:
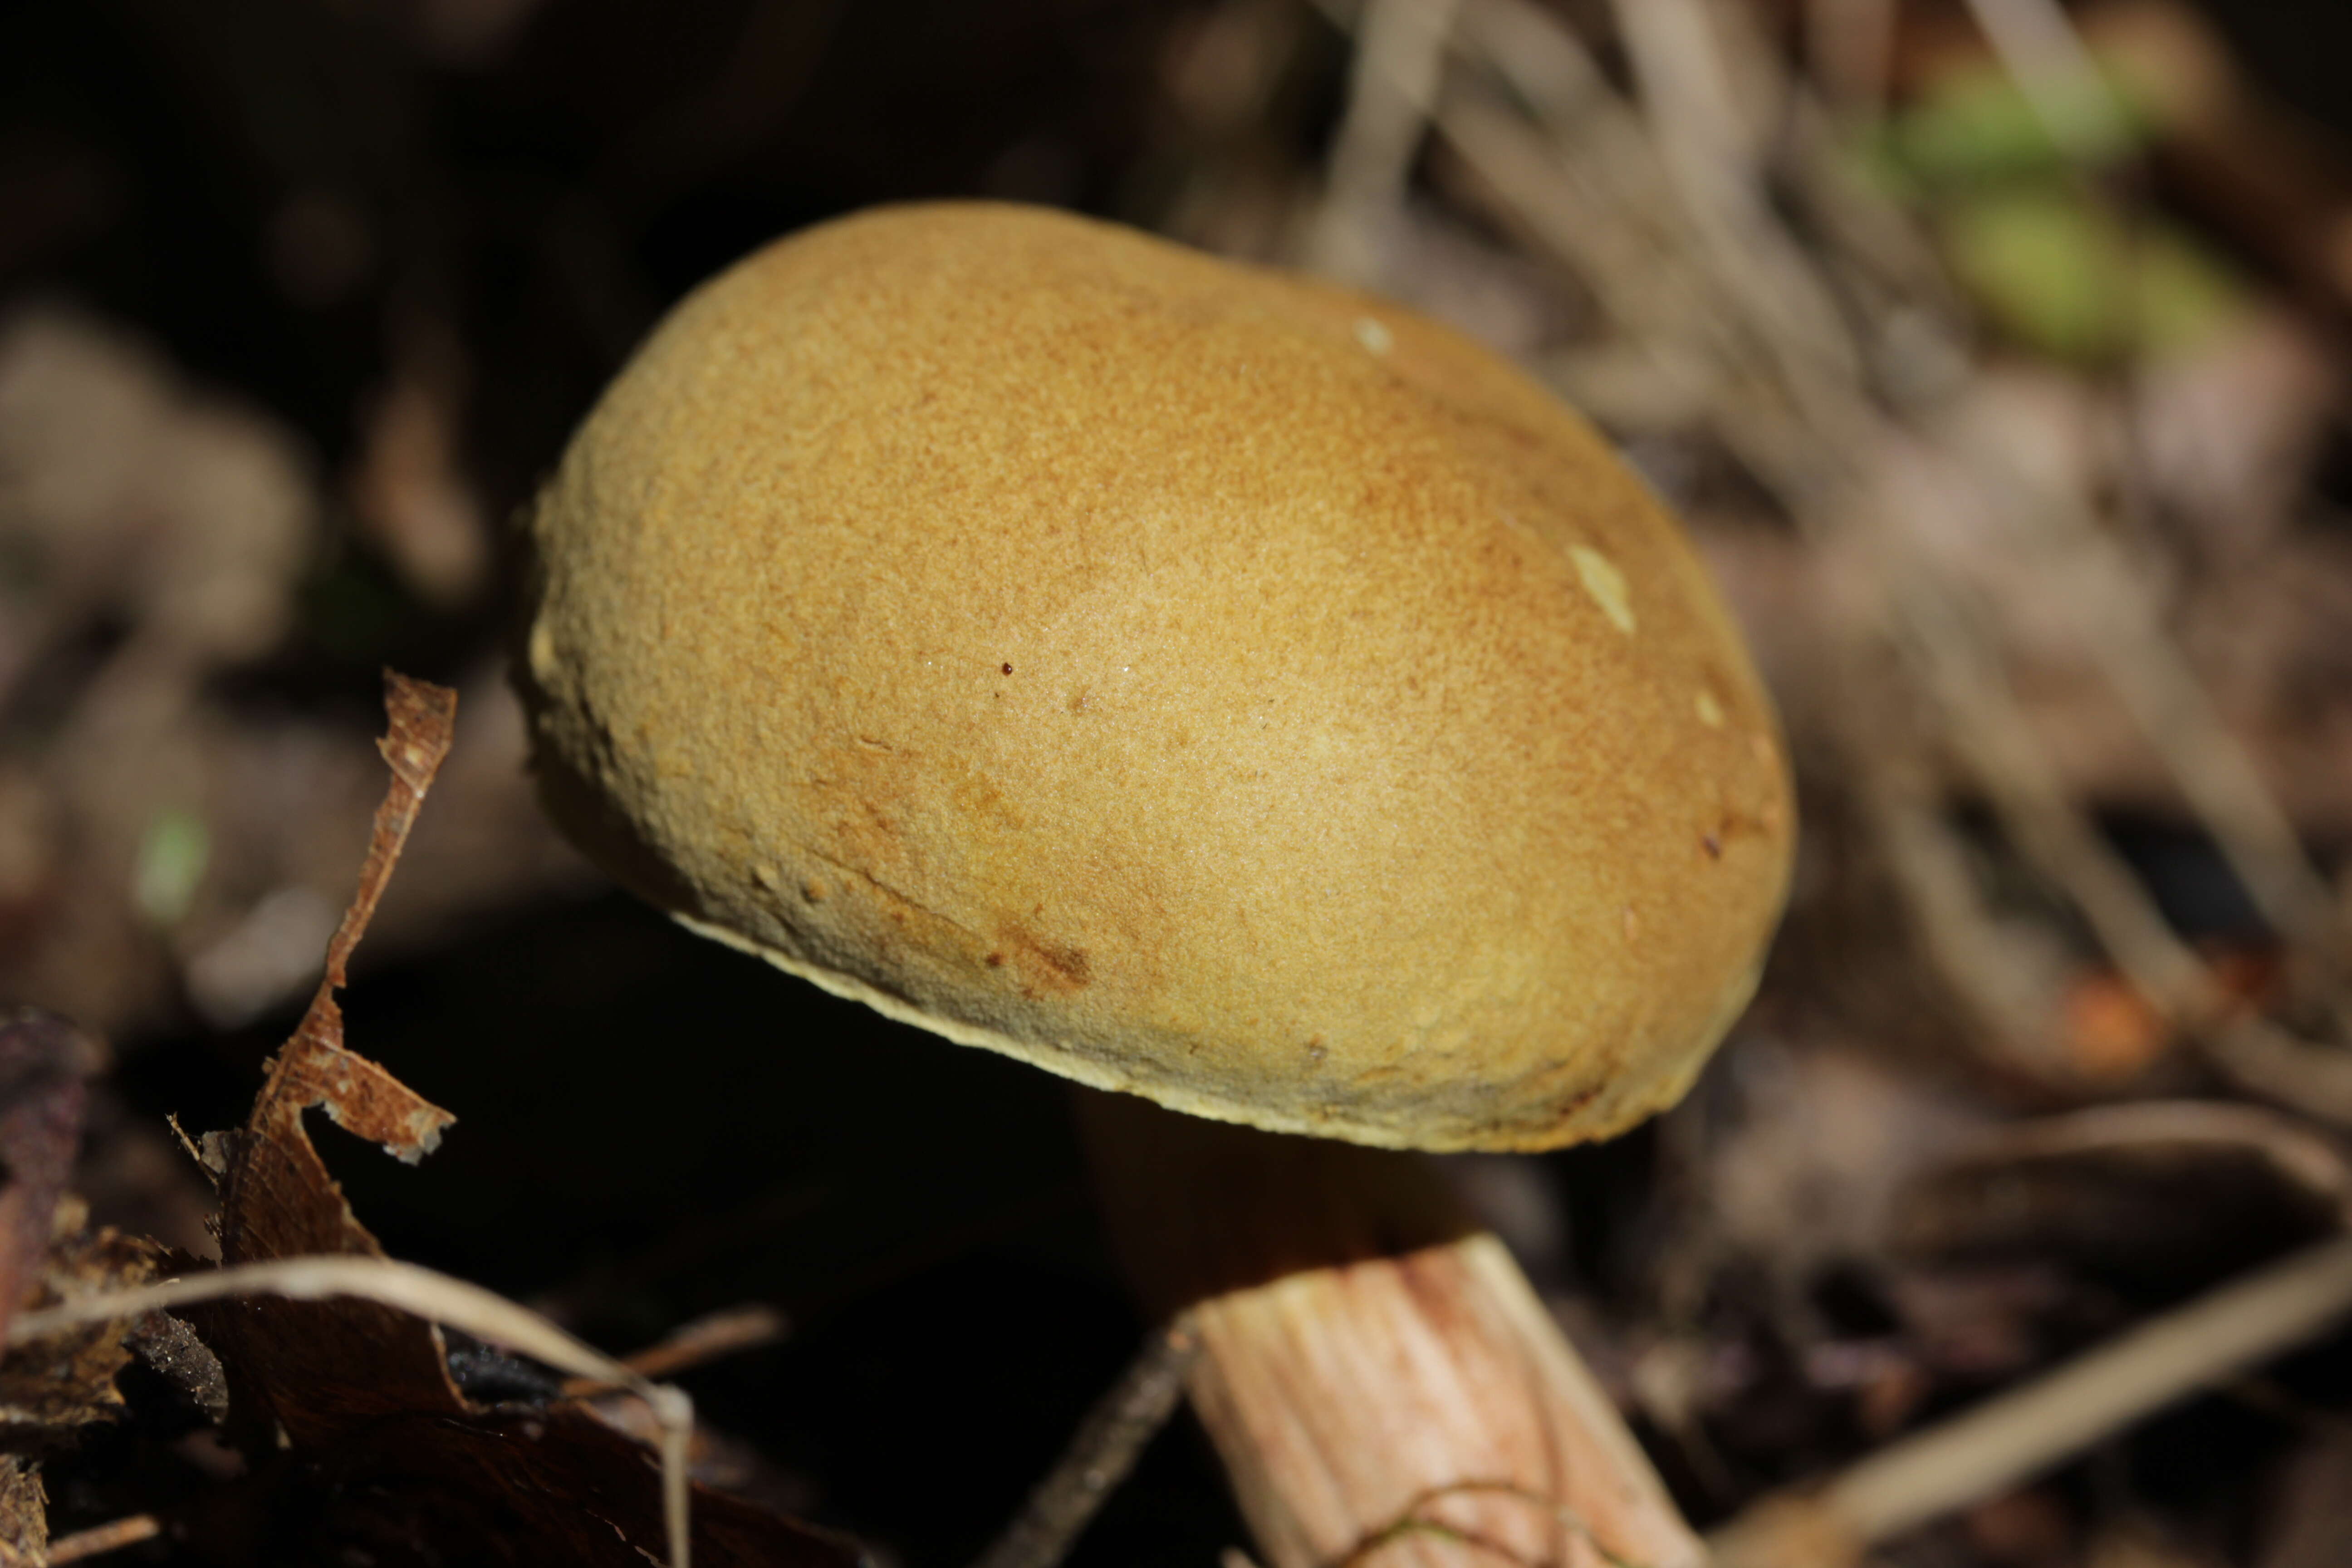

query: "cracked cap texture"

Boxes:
[518, 201, 1793, 1152]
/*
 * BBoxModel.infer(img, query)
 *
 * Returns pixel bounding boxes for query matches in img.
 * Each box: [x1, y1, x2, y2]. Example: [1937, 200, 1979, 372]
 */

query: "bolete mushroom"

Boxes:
[519, 202, 1793, 1563]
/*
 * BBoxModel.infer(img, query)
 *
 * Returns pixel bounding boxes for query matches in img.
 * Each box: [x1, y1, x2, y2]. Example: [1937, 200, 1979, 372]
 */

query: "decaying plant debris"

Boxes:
[2, 0, 2352, 1563]
[0, 677, 860, 1564]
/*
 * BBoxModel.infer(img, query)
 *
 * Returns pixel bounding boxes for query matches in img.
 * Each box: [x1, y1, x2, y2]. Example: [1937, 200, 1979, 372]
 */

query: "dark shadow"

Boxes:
[1077, 1089, 1478, 1314]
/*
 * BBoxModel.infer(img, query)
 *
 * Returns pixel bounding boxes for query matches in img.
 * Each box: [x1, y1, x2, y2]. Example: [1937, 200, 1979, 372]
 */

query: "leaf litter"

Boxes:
[0, 673, 863, 1568]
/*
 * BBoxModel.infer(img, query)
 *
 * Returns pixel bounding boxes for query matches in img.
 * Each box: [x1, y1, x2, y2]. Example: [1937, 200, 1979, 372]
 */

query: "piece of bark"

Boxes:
[1081, 1093, 1703, 1568]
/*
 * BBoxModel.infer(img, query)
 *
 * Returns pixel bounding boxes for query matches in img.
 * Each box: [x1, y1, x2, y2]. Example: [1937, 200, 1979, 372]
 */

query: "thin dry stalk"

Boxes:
[1711, 1234, 2352, 1561]
[1309, 0, 1466, 283]
[1911, 557, 2352, 1119]
[2203, 1014, 2352, 1128]
[1960, 0, 2135, 159]
[1453, 0, 1785, 421]
[1946, 1099, 2352, 1222]
[623, 1303, 788, 1379]
[1607, 0, 1862, 406]
[970, 1318, 1202, 1568]
[44, 1514, 161, 1564]
[1849, 728, 2067, 1060]
[1949, 0, 2349, 989]
[1926, 378, 2346, 982]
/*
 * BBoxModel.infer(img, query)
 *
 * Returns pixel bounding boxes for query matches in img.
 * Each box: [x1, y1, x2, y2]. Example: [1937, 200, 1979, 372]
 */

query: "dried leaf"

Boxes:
[198, 674, 467, 1446]
[183, 671, 857, 1568]
[0, 1219, 166, 1436]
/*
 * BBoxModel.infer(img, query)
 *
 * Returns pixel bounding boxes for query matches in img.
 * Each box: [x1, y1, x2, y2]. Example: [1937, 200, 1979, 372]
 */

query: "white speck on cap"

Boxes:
[527, 620, 559, 681]
[1570, 546, 1636, 635]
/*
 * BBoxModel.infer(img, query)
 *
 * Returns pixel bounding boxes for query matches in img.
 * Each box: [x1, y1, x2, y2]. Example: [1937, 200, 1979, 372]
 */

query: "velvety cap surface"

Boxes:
[519, 202, 1793, 1151]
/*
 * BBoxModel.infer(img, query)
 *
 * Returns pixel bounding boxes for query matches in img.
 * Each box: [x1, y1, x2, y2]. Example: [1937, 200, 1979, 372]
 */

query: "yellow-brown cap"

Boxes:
[518, 201, 1792, 1152]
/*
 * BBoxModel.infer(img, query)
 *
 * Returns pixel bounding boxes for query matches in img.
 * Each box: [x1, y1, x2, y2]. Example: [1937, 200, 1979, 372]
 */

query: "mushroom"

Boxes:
[519, 202, 1793, 1563]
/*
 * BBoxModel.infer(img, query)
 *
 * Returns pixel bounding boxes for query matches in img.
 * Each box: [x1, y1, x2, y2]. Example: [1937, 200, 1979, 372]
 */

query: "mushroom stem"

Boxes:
[1081, 1094, 1703, 1568]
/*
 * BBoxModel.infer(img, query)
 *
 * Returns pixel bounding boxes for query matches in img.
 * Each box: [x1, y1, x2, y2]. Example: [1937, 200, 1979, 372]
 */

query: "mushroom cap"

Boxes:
[519, 202, 1793, 1152]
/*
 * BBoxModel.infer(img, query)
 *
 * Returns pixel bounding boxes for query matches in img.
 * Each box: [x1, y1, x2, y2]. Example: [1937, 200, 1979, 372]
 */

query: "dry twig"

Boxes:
[1945, 1099, 2352, 1221]
[560, 1302, 791, 1393]
[44, 1514, 161, 1565]
[1711, 1234, 2352, 1562]
[970, 1318, 1203, 1568]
